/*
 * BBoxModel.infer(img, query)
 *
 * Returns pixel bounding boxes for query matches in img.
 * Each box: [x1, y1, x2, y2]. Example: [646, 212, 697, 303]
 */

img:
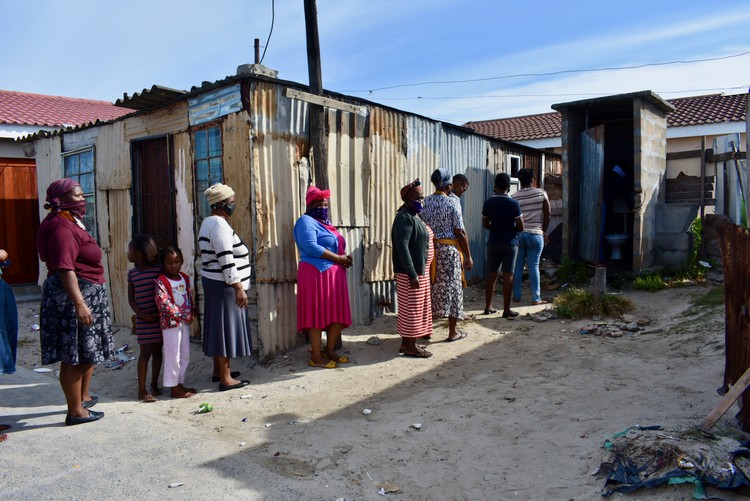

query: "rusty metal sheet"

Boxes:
[715, 221, 750, 430]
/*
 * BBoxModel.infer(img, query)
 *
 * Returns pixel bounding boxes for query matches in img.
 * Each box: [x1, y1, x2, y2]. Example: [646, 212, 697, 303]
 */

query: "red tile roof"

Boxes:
[463, 92, 748, 142]
[0, 89, 134, 128]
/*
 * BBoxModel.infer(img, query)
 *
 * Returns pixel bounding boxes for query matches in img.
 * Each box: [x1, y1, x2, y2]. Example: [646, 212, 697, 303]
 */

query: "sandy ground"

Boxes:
[2, 278, 748, 500]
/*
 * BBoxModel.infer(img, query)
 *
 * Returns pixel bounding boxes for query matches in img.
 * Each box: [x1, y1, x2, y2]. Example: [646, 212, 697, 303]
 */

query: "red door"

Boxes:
[0, 159, 40, 284]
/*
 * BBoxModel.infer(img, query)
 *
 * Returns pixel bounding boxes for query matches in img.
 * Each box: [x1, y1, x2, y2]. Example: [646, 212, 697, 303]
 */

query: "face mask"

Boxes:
[411, 201, 424, 214]
[61, 200, 87, 218]
[223, 202, 236, 217]
[307, 207, 331, 224]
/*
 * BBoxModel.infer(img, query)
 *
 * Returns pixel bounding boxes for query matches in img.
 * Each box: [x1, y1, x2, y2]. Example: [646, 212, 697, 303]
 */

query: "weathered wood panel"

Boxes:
[715, 220, 750, 431]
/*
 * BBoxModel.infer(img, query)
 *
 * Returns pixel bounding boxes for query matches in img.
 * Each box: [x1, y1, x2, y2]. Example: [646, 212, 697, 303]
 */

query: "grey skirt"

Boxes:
[201, 277, 252, 358]
[40, 273, 114, 365]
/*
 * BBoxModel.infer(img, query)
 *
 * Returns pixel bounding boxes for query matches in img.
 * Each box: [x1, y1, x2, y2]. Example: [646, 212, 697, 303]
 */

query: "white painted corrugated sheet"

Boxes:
[326, 108, 368, 228]
[363, 108, 407, 282]
[250, 81, 307, 284]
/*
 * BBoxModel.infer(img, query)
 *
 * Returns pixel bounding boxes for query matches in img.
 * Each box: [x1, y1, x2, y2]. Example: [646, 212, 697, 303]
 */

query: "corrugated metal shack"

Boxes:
[29, 72, 560, 359]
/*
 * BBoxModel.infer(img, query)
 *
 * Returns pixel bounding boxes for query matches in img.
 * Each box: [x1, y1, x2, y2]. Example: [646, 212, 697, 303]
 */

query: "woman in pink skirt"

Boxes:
[294, 186, 353, 368]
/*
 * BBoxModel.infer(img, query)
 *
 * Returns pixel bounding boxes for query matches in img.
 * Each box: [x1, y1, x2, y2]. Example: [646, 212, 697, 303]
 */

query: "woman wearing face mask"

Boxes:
[294, 185, 352, 368]
[391, 179, 434, 358]
[36, 178, 115, 425]
[198, 183, 252, 391]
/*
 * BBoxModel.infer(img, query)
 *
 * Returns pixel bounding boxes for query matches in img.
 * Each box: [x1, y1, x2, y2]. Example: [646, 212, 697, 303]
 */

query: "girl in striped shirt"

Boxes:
[127, 236, 162, 402]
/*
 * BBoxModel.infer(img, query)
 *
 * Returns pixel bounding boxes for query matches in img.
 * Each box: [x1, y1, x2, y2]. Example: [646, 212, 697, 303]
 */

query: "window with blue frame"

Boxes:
[194, 126, 224, 220]
[63, 147, 98, 241]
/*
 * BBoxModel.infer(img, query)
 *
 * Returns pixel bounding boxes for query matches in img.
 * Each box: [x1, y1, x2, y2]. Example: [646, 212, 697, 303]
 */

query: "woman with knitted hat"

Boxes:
[391, 179, 434, 357]
[36, 178, 114, 425]
[294, 185, 352, 368]
[198, 183, 252, 391]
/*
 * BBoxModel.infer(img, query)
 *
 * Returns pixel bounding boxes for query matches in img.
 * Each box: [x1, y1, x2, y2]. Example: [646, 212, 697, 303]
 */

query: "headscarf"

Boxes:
[400, 178, 422, 201]
[306, 185, 330, 206]
[44, 178, 79, 211]
[305, 185, 332, 226]
[431, 168, 452, 189]
[400, 179, 424, 214]
[44, 178, 86, 219]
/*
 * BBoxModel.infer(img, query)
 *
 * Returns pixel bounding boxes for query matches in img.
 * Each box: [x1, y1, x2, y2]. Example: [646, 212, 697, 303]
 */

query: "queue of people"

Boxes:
[28, 169, 547, 425]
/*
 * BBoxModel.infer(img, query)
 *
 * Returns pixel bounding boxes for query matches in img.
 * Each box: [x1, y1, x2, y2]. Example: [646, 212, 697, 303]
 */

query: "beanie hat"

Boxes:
[205, 183, 235, 206]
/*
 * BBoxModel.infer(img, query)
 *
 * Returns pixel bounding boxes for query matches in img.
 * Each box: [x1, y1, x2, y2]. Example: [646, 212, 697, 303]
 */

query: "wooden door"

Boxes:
[578, 125, 605, 263]
[0, 159, 40, 284]
[131, 137, 177, 250]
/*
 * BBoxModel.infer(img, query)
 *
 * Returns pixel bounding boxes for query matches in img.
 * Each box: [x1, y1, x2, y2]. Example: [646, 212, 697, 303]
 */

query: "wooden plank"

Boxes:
[699, 366, 750, 432]
[708, 151, 747, 163]
[667, 149, 703, 161]
[284, 88, 367, 115]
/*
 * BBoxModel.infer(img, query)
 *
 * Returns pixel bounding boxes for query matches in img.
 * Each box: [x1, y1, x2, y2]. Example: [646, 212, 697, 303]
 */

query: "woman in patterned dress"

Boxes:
[391, 179, 434, 357]
[420, 168, 473, 342]
[37, 179, 114, 426]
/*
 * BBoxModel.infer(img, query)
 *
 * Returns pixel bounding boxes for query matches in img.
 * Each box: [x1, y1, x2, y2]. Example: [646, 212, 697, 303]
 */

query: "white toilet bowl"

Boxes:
[604, 234, 629, 260]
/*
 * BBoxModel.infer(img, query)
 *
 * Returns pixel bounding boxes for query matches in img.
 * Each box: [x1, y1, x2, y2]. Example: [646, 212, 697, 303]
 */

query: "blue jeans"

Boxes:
[0, 278, 18, 374]
[513, 232, 544, 303]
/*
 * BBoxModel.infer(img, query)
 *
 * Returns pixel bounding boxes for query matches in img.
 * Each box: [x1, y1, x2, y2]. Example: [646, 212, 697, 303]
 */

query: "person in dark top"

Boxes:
[482, 173, 524, 319]
[37, 178, 114, 425]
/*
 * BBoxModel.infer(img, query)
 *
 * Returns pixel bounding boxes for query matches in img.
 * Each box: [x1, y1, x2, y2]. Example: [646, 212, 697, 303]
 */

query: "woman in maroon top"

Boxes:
[37, 179, 114, 426]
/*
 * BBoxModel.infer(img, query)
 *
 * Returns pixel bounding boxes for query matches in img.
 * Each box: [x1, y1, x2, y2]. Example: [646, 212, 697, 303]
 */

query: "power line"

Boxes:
[340, 51, 750, 94]
[350, 85, 749, 102]
[259, 0, 275, 65]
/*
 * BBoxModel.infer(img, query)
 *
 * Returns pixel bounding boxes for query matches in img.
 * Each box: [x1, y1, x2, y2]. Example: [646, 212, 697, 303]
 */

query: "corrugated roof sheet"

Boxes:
[0, 89, 135, 126]
[463, 92, 748, 142]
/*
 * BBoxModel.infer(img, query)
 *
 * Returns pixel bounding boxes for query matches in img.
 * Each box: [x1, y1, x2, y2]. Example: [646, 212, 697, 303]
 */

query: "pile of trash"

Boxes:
[598, 425, 750, 497]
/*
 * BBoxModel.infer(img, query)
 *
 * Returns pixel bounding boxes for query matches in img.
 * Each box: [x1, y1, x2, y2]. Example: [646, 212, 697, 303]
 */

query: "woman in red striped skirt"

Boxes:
[391, 179, 434, 358]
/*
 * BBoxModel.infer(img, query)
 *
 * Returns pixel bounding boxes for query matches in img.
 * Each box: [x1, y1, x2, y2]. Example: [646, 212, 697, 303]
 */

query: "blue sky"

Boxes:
[2, 0, 749, 124]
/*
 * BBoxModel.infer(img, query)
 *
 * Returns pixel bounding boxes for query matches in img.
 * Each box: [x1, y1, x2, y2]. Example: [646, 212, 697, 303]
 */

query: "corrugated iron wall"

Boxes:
[31, 77, 556, 360]
[715, 222, 750, 431]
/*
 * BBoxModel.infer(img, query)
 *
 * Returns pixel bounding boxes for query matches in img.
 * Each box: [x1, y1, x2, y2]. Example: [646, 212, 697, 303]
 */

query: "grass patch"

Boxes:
[558, 258, 591, 286]
[633, 272, 668, 292]
[553, 287, 634, 319]
[691, 286, 725, 309]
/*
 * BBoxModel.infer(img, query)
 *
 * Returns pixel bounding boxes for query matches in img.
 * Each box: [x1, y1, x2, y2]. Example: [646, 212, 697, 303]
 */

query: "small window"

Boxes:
[63, 147, 98, 240]
[194, 126, 224, 220]
[507, 154, 521, 191]
[508, 154, 521, 179]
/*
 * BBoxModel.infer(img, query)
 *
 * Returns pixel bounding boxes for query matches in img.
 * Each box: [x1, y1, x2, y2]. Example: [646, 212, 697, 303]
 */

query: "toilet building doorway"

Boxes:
[553, 91, 675, 273]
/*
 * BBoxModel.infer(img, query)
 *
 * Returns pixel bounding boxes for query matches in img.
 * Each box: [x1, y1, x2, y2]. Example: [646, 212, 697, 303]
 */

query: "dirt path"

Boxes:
[3, 283, 746, 500]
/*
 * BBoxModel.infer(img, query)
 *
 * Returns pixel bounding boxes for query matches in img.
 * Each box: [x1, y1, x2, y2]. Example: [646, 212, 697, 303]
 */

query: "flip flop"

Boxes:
[532, 300, 548, 305]
[402, 350, 432, 358]
[483, 307, 497, 315]
[503, 310, 520, 319]
[324, 353, 351, 363]
[309, 359, 336, 369]
[446, 331, 467, 342]
[399, 344, 428, 353]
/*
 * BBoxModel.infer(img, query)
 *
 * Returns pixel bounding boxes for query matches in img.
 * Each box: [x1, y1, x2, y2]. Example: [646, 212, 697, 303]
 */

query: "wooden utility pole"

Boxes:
[304, 0, 328, 189]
